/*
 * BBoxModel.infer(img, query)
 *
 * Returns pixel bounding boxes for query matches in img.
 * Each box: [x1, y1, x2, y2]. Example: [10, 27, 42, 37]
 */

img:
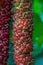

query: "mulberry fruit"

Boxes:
[13, 0, 33, 65]
[0, 0, 11, 65]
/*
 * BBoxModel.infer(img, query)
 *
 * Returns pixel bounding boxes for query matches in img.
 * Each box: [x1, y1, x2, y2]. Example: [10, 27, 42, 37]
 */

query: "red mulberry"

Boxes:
[0, 0, 11, 65]
[13, 0, 33, 65]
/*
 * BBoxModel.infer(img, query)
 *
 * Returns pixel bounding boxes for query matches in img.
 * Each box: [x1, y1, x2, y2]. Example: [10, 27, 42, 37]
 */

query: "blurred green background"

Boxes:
[32, 0, 43, 65]
[7, 0, 43, 65]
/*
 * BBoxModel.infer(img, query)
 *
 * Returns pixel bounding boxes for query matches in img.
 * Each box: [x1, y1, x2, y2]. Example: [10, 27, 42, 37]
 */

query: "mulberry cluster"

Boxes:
[0, 0, 11, 65]
[13, 0, 33, 65]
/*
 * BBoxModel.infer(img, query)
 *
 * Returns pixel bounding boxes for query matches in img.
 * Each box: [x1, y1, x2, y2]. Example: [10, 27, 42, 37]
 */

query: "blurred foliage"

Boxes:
[32, 0, 43, 65]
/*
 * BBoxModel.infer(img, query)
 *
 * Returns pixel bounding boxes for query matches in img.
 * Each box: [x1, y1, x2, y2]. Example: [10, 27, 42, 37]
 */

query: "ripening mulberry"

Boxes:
[13, 0, 33, 65]
[0, 0, 11, 65]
